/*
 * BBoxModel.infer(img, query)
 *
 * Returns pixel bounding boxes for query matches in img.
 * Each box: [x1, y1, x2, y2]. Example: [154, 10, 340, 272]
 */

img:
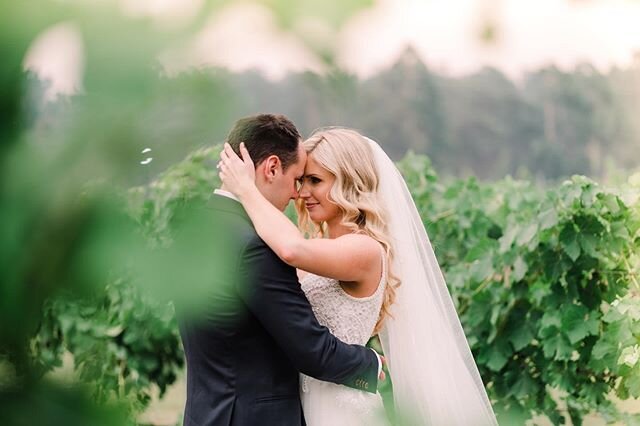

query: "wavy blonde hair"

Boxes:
[296, 128, 400, 334]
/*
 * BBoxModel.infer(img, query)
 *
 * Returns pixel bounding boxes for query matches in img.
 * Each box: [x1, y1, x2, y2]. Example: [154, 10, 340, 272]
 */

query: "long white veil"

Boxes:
[367, 138, 498, 425]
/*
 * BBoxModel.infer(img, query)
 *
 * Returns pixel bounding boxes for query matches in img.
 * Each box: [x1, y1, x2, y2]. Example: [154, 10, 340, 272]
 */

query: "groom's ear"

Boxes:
[261, 155, 281, 182]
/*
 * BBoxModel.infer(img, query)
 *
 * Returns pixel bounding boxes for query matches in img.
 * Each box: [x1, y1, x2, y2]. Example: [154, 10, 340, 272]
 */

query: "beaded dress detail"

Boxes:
[299, 246, 388, 425]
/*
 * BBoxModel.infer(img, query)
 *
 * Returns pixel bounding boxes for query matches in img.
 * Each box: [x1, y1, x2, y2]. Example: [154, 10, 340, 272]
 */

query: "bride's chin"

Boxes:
[307, 211, 323, 222]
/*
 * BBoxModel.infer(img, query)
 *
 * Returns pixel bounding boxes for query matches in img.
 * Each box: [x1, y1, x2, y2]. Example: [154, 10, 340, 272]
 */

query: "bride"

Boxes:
[218, 128, 497, 425]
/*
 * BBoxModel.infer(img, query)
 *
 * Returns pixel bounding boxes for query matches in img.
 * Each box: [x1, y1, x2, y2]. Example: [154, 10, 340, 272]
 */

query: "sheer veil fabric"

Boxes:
[367, 138, 498, 425]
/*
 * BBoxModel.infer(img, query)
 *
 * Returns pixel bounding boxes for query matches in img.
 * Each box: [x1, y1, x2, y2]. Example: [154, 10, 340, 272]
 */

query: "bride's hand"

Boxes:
[218, 142, 256, 198]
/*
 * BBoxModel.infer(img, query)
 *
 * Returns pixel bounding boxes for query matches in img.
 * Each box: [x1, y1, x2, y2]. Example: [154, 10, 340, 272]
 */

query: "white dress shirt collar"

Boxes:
[213, 188, 240, 203]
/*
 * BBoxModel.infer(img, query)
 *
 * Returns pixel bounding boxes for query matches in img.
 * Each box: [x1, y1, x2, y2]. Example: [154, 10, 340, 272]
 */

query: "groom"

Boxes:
[178, 114, 381, 426]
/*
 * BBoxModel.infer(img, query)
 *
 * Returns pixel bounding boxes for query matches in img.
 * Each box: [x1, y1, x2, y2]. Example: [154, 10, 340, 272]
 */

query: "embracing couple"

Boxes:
[178, 114, 498, 426]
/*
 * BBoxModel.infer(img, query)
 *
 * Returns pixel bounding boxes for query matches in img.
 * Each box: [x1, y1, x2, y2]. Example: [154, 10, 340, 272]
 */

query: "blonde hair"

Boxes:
[296, 128, 400, 334]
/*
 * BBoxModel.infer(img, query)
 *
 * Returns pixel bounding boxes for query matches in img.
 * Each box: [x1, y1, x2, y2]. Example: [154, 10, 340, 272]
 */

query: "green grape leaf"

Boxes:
[542, 333, 573, 360]
[465, 239, 495, 262]
[470, 257, 494, 283]
[564, 308, 600, 345]
[618, 345, 640, 368]
[539, 208, 559, 231]
[626, 371, 640, 398]
[540, 310, 562, 332]
[512, 256, 528, 282]
[508, 323, 534, 351]
[561, 232, 581, 262]
[530, 279, 552, 305]
[510, 371, 537, 399]
[601, 193, 621, 214]
[485, 340, 512, 372]
[516, 223, 538, 246]
[581, 184, 599, 208]
[591, 338, 614, 361]
[499, 224, 519, 253]
[579, 234, 599, 258]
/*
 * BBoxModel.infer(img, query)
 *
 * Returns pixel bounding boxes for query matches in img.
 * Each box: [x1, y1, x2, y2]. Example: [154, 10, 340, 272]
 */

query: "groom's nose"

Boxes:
[291, 186, 300, 200]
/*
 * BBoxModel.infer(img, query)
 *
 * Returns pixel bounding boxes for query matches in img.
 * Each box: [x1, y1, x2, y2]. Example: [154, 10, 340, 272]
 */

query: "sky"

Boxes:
[337, 0, 640, 79]
[23, 0, 640, 98]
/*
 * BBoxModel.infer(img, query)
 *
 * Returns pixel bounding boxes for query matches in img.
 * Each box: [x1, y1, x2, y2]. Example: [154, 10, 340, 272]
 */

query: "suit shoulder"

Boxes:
[205, 206, 255, 242]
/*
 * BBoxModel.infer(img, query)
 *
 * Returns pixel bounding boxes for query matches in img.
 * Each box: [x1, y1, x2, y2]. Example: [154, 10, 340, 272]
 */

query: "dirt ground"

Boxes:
[139, 373, 640, 426]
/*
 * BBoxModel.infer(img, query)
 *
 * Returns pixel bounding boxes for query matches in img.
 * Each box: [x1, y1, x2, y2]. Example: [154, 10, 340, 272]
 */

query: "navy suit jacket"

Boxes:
[178, 195, 379, 426]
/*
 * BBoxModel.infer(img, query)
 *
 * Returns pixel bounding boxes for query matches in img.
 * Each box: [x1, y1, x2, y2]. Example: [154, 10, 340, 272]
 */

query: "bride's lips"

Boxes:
[305, 203, 319, 210]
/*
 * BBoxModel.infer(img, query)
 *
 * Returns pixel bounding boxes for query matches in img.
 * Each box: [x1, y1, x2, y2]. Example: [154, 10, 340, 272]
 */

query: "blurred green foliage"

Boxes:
[0, 0, 372, 424]
[3, 0, 640, 425]
[0, 380, 131, 426]
[36, 279, 183, 409]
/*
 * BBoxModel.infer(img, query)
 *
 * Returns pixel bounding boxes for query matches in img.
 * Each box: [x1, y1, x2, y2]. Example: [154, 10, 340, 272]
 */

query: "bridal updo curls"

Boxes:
[295, 128, 400, 334]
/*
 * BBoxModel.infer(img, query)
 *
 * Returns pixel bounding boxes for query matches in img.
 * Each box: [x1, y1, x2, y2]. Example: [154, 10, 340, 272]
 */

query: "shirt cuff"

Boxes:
[370, 348, 382, 377]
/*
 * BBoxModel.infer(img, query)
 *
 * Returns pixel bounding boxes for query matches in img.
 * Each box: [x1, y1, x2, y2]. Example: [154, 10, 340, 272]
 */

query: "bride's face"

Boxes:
[298, 154, 341, 224]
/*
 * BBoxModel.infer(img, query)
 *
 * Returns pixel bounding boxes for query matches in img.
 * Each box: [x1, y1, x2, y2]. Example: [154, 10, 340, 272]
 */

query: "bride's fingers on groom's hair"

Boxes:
[239, 142, 248, 157]
[239, 142, 254, 167]
[221, 144, 232, 161]
[222, 144, 232, 158]
[224, 142, 240, 160]
[221, 148, 234, 165]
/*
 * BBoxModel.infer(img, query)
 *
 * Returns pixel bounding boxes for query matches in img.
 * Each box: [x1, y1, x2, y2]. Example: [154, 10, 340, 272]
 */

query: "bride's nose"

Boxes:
[298, 182, 310, 198]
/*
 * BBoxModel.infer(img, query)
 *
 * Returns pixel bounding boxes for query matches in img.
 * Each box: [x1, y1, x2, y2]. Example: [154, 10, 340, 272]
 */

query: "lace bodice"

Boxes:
[299, 247, 389, 424]
[300, 248, 387, 346]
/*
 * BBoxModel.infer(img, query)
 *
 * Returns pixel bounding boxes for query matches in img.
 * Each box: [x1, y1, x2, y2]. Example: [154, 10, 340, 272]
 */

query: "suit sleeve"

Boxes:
[237, 237, 379, 393]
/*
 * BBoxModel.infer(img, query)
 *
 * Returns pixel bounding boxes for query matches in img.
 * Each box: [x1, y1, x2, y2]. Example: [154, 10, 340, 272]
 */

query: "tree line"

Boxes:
[31, 48, 640, 185]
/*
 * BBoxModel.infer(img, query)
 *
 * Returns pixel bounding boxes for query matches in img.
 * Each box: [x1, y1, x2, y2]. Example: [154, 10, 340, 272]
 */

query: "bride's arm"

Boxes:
[219, 143, 380, 283]
[296, 269, 308, 280]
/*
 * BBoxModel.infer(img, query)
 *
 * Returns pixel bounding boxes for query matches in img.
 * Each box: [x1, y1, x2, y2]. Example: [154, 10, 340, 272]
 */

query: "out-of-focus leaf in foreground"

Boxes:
[1, 0, 376, 422]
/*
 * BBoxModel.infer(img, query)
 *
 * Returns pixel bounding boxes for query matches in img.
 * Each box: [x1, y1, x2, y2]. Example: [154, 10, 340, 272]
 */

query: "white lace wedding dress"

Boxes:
[296, 137, 498, 425]
[299, 249, 389, 426]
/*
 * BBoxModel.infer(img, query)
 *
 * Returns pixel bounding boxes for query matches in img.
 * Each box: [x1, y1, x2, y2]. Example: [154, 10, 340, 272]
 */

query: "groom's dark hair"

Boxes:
[226, 114, 301, 171]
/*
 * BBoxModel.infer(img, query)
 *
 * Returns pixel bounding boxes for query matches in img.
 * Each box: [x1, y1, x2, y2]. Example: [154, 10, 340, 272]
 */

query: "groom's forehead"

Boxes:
[296, 145, 307, 167]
